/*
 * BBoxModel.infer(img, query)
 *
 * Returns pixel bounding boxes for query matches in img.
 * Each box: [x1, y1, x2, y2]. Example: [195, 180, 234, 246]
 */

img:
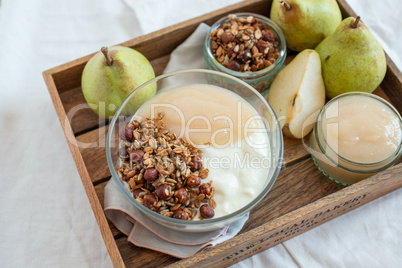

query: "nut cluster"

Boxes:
[209, 14, 281, 72]
[118, 112, 216, 220]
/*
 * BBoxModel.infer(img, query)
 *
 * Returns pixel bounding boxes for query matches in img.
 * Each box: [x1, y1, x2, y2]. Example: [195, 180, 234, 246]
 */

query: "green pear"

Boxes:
[270, 0, 342, 52]
[81, 46, 156, 118]
[315, 17, 387, 99]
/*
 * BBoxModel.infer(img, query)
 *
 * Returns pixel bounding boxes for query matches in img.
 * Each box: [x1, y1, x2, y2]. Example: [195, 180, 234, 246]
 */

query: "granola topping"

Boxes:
[118, 84, 273, 220]
[118, 112, 215, 220]
[209, 14, 281, 72]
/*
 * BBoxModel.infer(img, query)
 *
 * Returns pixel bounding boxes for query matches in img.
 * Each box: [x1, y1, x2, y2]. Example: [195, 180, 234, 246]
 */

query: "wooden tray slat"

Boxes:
[77, 125, 111, 183]
[381, 59, 402, 115]
[59, 87, 102, 135]
[116, 237, 179, 267]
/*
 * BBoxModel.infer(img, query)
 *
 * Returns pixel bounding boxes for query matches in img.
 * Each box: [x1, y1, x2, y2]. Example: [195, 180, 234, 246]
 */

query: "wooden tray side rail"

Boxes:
[42, 73, 125, 267]
[43, 0, 402, 267]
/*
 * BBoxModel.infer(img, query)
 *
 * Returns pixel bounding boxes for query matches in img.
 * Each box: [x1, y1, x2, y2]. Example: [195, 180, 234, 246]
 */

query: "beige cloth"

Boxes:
[104, 179, 248, 258]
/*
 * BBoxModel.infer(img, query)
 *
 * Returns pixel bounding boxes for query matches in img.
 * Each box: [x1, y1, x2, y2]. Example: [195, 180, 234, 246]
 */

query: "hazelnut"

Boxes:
[119, 125, 134, 141]
[200, 204, 215, 218]
[256, 40, 269, 54]
[119, 125, 130, 141]
[155, 184, 171, 200]
[228, 61, 241, 71]
[262, 29, 275, 42]
[227, 46, 236, 58]
[125, 125, 134, 141]
[130, 150, 144, 164]
[221, 31, 234, 44]
[190, 156, 201, 171]
[133, 188, 143, 199]
[144, 168, 158, 182]
[239, 50, 252, 62]
[143, 194, 160, 211]
[199, 183, 213, 198]
[186, 175, 201, 188]
[173, 208, 190, 220]
[174, 187, 189, 204]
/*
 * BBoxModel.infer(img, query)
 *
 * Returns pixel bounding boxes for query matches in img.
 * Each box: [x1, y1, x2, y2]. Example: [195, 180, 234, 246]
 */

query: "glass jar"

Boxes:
[203, 12, 286, 95]
[309, 92, 402, 185]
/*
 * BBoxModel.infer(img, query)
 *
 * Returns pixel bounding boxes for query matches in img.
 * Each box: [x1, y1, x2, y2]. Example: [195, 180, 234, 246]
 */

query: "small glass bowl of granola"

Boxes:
[106, 69, 283, 232]
[204, 13, 286, 95]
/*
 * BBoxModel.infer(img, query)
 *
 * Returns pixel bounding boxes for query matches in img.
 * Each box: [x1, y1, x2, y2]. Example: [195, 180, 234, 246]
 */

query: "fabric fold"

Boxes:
[104, 179, 248, 258]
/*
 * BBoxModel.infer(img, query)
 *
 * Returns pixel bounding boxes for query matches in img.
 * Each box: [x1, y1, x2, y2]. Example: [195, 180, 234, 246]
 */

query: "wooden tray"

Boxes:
[43, 0, 402, 266]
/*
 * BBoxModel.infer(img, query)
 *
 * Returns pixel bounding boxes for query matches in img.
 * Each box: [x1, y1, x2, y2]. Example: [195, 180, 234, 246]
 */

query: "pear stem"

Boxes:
[101, 46, 113, 65]
[279, 0, 292, 10]
[350, 16, 360, 28]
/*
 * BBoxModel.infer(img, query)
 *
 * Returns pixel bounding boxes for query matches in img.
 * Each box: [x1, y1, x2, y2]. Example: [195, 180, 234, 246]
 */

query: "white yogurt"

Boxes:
[202, 131, 270, 218]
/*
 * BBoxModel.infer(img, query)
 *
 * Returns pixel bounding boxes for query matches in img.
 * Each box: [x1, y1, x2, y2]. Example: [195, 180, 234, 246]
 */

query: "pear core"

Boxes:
[267, 49, 326, 139]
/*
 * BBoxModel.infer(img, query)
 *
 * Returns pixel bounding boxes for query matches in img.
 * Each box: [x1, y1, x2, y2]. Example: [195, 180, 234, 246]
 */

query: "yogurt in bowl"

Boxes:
[107, 69, 283, 232]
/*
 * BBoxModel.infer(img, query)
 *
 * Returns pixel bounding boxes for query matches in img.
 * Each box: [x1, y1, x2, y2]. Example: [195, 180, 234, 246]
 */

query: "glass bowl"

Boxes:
[309, 92, 402, 185]
[204, 12, 286, 95]
[106, 69, 283, 232]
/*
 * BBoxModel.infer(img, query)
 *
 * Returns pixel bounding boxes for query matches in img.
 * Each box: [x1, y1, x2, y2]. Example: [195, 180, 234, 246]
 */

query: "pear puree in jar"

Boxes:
[136, 84, 271, 218]
[310, 93, 402, 184]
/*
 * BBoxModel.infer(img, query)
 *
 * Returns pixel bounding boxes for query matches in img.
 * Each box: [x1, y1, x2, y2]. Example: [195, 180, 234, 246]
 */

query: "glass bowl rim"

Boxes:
[106, 68, 284, 227]
[204, 12, 287, 79]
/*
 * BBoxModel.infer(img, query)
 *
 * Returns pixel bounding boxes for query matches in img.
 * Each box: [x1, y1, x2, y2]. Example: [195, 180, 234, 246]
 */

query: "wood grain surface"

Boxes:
[42, 0, 402, 267]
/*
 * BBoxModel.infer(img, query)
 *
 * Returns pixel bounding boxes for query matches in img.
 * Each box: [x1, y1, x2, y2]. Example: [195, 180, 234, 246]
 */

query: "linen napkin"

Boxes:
[104, 179, 248, 258]
[104, 23, 249, 259]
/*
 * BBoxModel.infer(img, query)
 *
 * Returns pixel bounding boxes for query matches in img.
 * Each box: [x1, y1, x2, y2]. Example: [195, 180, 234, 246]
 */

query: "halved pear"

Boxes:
[267, 49, 325, 139]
